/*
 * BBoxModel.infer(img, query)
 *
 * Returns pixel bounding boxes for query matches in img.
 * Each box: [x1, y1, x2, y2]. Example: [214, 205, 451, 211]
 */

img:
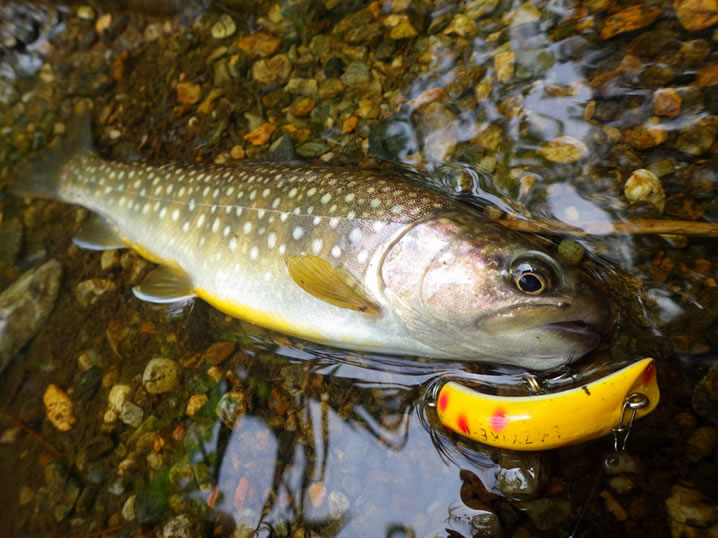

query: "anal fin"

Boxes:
[133, 266, 196, 304]
[73, 214, 127, 251]
[285, 254, 380, 315]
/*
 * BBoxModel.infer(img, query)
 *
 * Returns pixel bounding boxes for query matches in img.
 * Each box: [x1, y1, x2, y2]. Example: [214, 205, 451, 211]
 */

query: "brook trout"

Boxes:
[14, 122, 609, 370]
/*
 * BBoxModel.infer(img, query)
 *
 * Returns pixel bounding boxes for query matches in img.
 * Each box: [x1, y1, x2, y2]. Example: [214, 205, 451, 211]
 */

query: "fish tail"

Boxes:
[11, 114, 94, 198]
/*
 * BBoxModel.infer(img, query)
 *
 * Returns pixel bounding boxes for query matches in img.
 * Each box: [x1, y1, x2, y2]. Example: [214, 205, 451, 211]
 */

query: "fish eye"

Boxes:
[511, 260, 553, 295]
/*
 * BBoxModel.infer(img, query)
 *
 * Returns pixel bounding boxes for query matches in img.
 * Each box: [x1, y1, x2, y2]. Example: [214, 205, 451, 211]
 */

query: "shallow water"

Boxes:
[0, 1, 717, 537]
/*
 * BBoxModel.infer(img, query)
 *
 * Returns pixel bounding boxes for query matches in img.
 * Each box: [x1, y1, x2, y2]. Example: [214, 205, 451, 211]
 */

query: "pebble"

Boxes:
[108, 384, 131, 414]
[538, 136, 588, 163]
[654, 88, 682, 117]
[120, 401, 144, 428]
[495, 453, 547, 500]
[494, 50, 515, 83]
[142, 358, 180, 394]
[176, 82, 201, 105]
[162, 514, 193, 538]
[290, 96, 316, 117]
[693, 364, 718, 422]
[252, 54, 292, 85]
[675, 119, 716, 155]
[600, 490, 628, 521]
[624, 168, 666, 213]
[308, 481, 326, 507]
[630, 123, 668, 149]
[522, 498, 571, 531]
[389, 20, 417, 40]
[609, 475, 636, 495]
[96, 14, 112, 35]
[557, 239, 585, 266]
[238, 32, 280, 58]
[186, 394, 208, 416]
[77, 350, 101, 371]
[697, 62, 718, 87]
[122, 494, 136, 521]
[685, 426, 718, 462]
[211, 14, 236, 40]
[244, 123, 275, 146]
[665, 485, 717, 527]
[100, 250, 119, 270]
[341, 62, 370, 87]
[285, 78, 318, 97]
[600, 5, 662, 39]
[319, 78, 344, 99]
[75, 278, 117, 307]
[216, 391, 247, 428]
[328, 490, 350, 519]
[603, 452, 642, 475]
[43, 384, 76, 432]
[674, 0, 718, 31]
[0, 259, 62, 375]
[75, 6, 95, 20]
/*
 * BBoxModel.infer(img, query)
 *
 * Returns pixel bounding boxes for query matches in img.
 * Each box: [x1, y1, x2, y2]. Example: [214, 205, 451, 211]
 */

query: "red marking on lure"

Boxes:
[457, 414, 469, 435]
[490, 408, 507, 431]
[438, 391, 449, 412]
[642, 362, 655, 385]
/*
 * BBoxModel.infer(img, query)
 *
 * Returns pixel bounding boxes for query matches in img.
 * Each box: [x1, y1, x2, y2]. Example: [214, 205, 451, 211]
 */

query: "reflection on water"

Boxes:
[0, 0, 717, 537]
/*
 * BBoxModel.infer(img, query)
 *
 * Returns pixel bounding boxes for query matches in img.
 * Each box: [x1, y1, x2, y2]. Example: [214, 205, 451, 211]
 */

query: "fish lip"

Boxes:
[477, 301, 605, 335]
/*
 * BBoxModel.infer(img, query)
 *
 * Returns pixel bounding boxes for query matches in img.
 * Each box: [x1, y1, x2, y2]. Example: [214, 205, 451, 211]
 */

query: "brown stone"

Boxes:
[244, 123, 276, 146]
[653, 88, 682, 117]
[600, 5, 662, 39]
[238, 32, 280, 58]
[176, 82, 201, 105]
[674, 0, 718, 32]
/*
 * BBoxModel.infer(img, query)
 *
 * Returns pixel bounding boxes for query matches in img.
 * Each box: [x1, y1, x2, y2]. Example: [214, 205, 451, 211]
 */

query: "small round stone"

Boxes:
[142, 358, 180, 394]
[211, 14, 237, 40]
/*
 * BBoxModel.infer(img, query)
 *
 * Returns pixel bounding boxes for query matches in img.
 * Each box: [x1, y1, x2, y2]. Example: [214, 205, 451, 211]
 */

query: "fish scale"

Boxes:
[14, 121, 609, 369]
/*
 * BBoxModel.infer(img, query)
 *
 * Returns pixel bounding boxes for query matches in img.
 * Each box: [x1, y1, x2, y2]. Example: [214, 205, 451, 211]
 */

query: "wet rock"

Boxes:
[216, 391, 247, 428]
[308, 481, 326, 507]
[252, 54, 291, 86]
[290, 96, 316, 117]
[341, 62, 370, 87]
[328, 490, 350, 519]
[0, 218, 23, 270]
[244, 122, 276, 146]
[600, 490, 628, 521]
[609, 475, 636, 495]
[77, 349, 101, 371]
[654, 88, 682, 117]
[176, 82, 201, 105]
[142, 358, 179, 394]
[162, 514, 193, 537]
[693, 363, 718, 422]
[675, 119, 716, 155]
[665, 485, 717, 527]
[238, 32, 280, 58]
[186, 394, 208, 416]
[494, 50, 515, 83]
[624, 169, 666, 213]
[538, 136, 588, 163]
[75, 278, 116, 307]
[630, 123, 669, 149]
[211, 14, 236, 40]
[54, 475, 82, 522]
[297, 141, 330, 158]
[122, 494, 136, 521]
[203, 341, 235, 365]
[522, 497, 571, 531]
[100, 249, 120, 270]
[495, 453, 548, 500]
[285, 78, 318, 97]
[446, 501, 504, 537]
[0, 259, 61, 375]
[686, 426, 718, 462]
[600, 5, 662, 40]
[697, 62, 718, 88]
[674, 0, 718, 32]
[106, 384, 131, 423]
[120, 401, 144, 428]
[75, 485, 98, 516]
[43, 384, 76, 432]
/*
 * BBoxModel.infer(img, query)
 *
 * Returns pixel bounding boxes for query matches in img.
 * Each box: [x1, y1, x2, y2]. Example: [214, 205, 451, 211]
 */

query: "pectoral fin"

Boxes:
[133, 266, 196, 304]
[285, 255, 380, 315]
[73, 214, 127, 250]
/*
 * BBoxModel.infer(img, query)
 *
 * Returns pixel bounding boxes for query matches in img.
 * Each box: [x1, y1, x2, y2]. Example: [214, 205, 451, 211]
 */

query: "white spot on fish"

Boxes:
[213, 188, 220, 198]
[288, 187, 297, 198]
[183, 222, 190, 233]
[263, 272, 272, 281]
[243, 221, 252, 234]
[235, 207, 243, 217]
[179, 187, 186, 196]
[349, 228, 362, 243]
[347, 210, 356, 220]
[203, 186, 210, 196]
[370, 199, 381, 209]
[167, 185, 174, 195]
[262, 188, 271, 198]
[172, 209, 180, 221]
[279, 244, 286, 255]
[226, 186, 234, 196]
[321, 193, 332, 204]
[133, 179, 141, 188]
[223, 225, 230, 237]
[268, 232, 277, 248]
[249, 190, 257, 200]
[249, 246, 259, 260]
[142, 203, 151, 214]
[188, 199, 196, 211]
[357, 250, 369, 263]
[329, 204, 337, 213]
[197, 214, 205, 227]
[329, 218, 339, 228]
[372, 221, 385, 232]
[272, 197, 281, 209]
[331, 245, 341, 258]
[391, 205, 404, 214]
[344, 193, 355, 202]
[312, 239, 323, 254]
[212, 218, 220, 232]
[313, 216, 321, 225]
[307, 187, 317, 197]
[257, 209, 266, 219]
[293, 227, 304, 240]
[229, 237, 237, 250]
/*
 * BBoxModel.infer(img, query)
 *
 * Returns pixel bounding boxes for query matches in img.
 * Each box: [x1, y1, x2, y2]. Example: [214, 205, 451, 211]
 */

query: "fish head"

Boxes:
[380, 211, 610, 370]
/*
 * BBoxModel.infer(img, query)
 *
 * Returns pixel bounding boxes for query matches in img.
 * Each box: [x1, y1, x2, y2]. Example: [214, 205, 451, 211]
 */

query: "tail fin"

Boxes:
[12, 114, 94, 199]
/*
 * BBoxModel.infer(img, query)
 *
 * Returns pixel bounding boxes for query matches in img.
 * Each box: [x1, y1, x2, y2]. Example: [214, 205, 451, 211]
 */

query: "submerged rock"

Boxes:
[0, 259, 62, 375]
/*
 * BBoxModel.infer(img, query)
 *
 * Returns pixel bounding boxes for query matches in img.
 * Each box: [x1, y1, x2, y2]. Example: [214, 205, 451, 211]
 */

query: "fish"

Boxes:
[12, 118, 609, 370]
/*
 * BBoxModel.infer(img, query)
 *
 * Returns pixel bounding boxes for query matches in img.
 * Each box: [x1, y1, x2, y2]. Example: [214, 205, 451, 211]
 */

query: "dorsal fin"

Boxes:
[285, 254, 380, 315]
[73, 215, 127, 250]
[133, 266, 196, 304]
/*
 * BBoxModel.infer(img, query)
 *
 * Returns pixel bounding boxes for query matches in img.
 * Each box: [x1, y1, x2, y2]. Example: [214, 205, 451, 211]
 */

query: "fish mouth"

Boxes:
[478, 302, 608, 338]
